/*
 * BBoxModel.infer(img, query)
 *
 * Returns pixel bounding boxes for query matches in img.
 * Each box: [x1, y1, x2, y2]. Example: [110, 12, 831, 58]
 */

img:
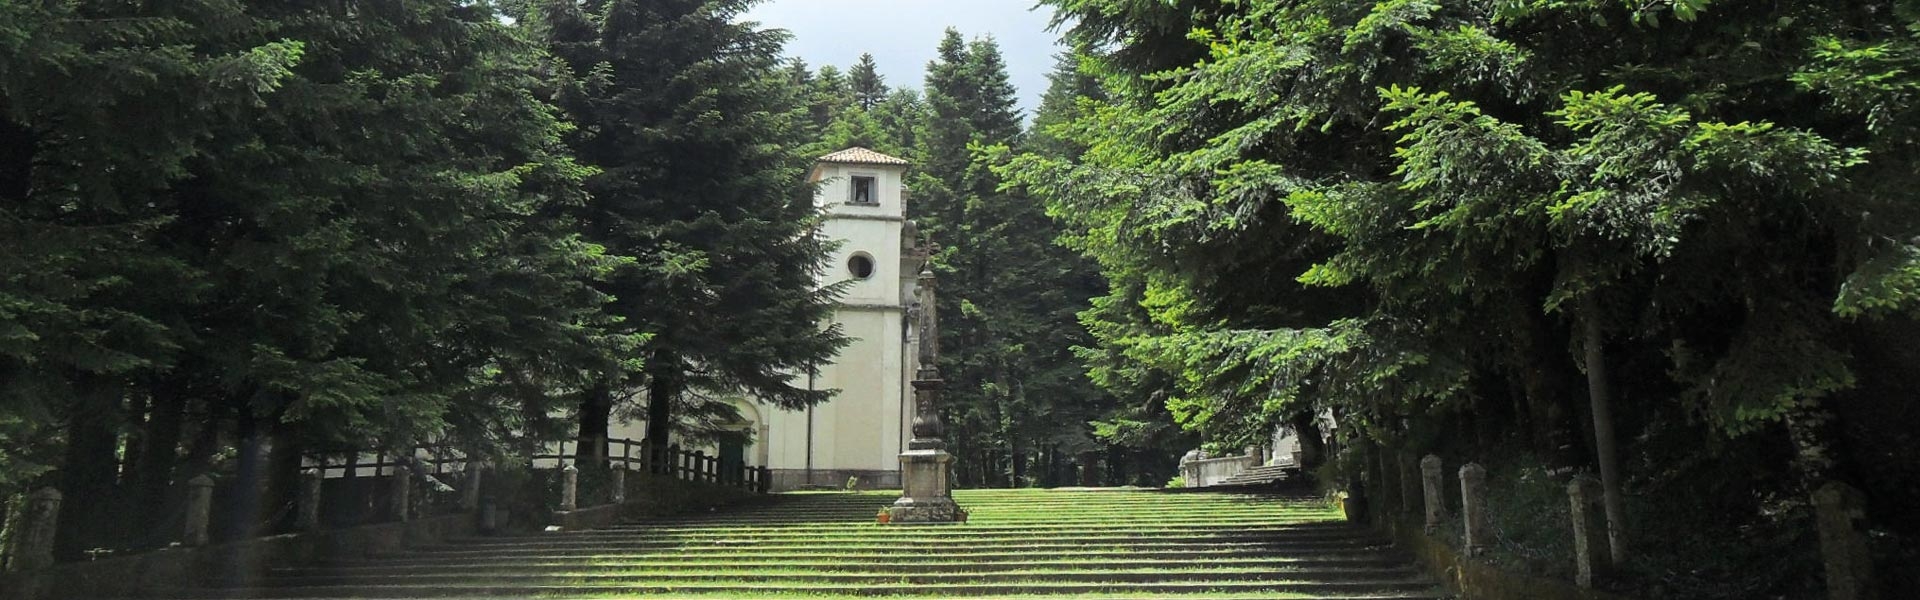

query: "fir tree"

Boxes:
[529, 0, 846, 462]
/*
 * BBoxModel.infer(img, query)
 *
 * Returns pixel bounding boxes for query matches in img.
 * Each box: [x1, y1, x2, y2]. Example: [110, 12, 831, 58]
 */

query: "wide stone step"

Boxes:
[394, 537, 1396, 557]
[253, 565, 1426, 588]
[335, 546, 1404, 567]
[173, 578, 1440, 598]
[450, 524, 1366, 544]
[286, 555, 1410, 576]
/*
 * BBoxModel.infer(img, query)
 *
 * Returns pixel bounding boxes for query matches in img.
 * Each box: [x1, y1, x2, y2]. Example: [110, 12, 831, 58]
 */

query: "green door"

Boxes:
[719, 437, 746, 483]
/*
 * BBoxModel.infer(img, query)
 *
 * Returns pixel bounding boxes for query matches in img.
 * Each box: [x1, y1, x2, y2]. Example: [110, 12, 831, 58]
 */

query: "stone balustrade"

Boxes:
[1177, 447, 1262, 488]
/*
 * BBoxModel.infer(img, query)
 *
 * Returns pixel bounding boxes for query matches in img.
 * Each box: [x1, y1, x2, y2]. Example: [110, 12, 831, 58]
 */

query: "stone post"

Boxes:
[1400, 453, 1420, 518]
[1460, 463, 1488, 557]
[559, 463, 578, 512]
[1568, 474, 1612, 588]
[479, 495, 499, 533]
[297, 469, 323, 531]
[1377, 444, 1398, 518]
[390, 465, 411, 522]
[11, 488, 62, 571]
[1812, 481, 1879, 600]
[609, 466, 626, 505]
[461, 461, 482, 511]
[184, 474, 215, 546]
[1421, 454, 1446, 533]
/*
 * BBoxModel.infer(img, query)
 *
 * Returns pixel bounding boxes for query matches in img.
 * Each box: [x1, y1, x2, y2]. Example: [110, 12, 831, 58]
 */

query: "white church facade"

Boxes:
[606, 147, 923, 491]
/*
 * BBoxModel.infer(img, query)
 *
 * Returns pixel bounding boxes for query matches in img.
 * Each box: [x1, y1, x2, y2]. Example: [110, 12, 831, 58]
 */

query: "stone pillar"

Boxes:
[1377, 444, 1399, 517]
[559, 463, 578, 512]
[479, 496, 499, 533]
[389, 465, 411, 522]
[888, 264, 962, 524]
[1421, 455, 1446, 533]
[1568, 474, 1612, 588]
[1812, 481, 1878, 600]
[297, 469, 323, 531]
[184, 475, 215, 546]
[10, 488, 62, 571]
[609, 467, 626, 504]
[461, 461, 482, 511]
[1400, 453, 1420, 517]
[1460, 462, 1488, 557]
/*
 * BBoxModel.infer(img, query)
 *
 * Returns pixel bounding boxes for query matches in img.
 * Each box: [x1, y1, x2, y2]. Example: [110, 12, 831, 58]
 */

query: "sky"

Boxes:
[741, 0, 1070, 118]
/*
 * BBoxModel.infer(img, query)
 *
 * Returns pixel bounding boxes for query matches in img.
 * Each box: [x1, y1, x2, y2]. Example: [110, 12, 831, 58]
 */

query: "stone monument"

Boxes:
[887, 263, 963, 523]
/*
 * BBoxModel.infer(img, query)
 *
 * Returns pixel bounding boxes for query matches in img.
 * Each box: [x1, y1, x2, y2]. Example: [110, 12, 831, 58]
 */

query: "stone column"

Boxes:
[1812, 481, 1878, 600]
[479, 495, 499, 533]
[888, 264, 962, 523]
[184, 474, 215, 546]
[1400, 453, 1420, 518]
[297, 469, 323, 531]
[1568, 474, 1612, 588]
[1421, 454, 1446, 533]
[1460, 462, 1488, 557]
[609, 466, 626, 505]
[390, 465, 411, 522]
[559, 464, 578, 512]
[1377, 444, 1399, 517]
[460, 461, 482, 511]
[10, 488, 62, 571]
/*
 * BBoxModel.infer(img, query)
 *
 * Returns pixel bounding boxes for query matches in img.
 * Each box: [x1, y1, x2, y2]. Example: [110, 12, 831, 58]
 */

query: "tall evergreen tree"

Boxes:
[529, 0, 846, 462]
[849, 53, 888, 110]
[913, 30, 1106, 487]
[4, 0, 624, 554]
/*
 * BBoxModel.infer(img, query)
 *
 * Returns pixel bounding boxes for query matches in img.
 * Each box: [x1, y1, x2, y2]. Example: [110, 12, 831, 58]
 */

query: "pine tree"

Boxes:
[849, 53, 889, 110]
[529, 0, 846, 462]
[913, 30, 1105, 487]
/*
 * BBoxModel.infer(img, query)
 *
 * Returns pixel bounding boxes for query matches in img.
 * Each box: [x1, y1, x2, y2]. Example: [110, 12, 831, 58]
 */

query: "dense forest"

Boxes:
[1002, 0, 1920, 597]
[4, 0, 1918, 596]
[0, 0, 1142, 561]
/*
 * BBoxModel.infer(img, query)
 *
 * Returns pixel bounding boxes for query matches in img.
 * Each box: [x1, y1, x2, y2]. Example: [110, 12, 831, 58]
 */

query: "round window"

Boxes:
[848, 254, 876, 279]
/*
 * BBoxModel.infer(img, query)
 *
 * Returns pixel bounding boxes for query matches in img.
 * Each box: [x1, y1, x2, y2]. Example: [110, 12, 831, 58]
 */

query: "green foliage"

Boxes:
[529, 0, 847, 451]
[1018, 0, 1920, 595]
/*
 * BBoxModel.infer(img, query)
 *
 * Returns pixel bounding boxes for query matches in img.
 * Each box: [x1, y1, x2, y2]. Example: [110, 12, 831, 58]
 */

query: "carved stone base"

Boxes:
[887, 499, 962, 524]
[888, 448, 963, 524]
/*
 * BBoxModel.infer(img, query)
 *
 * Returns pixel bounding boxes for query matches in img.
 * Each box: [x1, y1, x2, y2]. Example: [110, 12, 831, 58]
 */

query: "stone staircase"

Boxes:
[1217, 464, 1301, 487]
[161, 488, 1444, 599]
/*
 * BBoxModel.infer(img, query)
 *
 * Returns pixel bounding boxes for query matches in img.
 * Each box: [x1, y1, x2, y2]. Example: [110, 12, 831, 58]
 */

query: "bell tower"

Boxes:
[758, 147, 920, 490]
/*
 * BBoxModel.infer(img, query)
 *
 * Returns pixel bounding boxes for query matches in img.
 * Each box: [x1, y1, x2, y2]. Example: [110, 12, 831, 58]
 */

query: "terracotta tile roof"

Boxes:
[818, 147, 910, 166]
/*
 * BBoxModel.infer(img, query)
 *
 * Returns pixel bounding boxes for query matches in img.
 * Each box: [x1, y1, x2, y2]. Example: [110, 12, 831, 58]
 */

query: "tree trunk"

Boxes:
[54, 379, 122, 559]
[264, 422, 304, 534]
[577, 382, 612, 466]
[1288, 411, 1327, 471]
[131, 385, 188, 534]
[645, 369, 677, 471]
[228, 409, 266, 542]
[119, 392, 150, 485]
[1580, 294, 1628, 565]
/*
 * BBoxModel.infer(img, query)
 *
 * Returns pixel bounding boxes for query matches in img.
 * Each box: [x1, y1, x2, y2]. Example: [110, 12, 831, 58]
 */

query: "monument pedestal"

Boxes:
[887, 448, 961, 523]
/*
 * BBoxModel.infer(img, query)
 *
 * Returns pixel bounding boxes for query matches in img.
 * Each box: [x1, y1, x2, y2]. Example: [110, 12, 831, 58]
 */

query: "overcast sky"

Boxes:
[741, 0, 1069, 118]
